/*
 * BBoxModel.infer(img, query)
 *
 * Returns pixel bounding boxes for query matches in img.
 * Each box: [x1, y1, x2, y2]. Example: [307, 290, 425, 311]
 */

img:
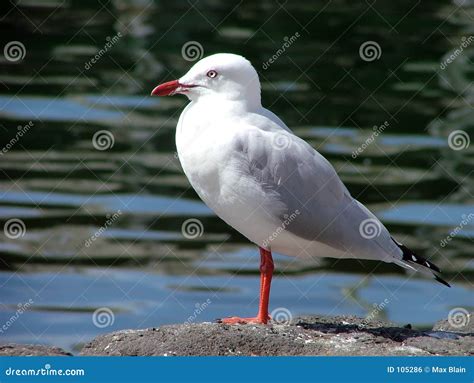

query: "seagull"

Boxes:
[151, 53, 450, 324]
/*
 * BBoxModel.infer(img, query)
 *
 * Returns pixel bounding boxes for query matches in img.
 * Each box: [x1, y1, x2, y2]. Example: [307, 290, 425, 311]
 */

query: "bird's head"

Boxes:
[151, 53, 261, 107]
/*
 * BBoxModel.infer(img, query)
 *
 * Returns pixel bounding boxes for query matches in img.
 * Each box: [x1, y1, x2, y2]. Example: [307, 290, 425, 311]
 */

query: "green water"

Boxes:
[0, 0, 472, 353]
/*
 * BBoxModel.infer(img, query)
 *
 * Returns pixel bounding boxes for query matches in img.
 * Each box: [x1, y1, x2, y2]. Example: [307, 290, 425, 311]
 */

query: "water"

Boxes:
[0, 0, 473, 353]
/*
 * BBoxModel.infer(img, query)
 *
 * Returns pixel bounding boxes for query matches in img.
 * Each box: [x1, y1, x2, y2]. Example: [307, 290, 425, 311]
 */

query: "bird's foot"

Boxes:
[218, 315, 269, 325]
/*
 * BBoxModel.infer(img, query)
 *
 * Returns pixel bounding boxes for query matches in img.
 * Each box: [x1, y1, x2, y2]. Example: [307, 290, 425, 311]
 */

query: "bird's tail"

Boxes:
[391, 238, 450, 287]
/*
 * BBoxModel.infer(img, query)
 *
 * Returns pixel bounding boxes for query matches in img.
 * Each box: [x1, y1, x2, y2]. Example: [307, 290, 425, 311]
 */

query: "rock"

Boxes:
[3, 314, 472, 356]
[80, 314, 473, 356]
[432, 312, 473, 334]
[0, 344, 71, 356]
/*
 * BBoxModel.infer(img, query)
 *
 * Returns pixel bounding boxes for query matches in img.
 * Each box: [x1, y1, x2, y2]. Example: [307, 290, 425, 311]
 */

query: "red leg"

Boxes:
[220, 247, 274, 324]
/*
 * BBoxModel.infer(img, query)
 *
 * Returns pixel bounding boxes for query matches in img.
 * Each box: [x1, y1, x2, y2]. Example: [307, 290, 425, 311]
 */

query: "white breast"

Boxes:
[175, 102, 284, 248]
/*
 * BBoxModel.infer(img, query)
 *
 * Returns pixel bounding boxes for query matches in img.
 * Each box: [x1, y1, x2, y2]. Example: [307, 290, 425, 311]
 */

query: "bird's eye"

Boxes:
[206, 70, 218, 78]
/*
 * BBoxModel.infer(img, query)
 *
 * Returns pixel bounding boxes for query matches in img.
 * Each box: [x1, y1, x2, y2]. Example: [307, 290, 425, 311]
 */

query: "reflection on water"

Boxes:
[0, 0, 473, 352]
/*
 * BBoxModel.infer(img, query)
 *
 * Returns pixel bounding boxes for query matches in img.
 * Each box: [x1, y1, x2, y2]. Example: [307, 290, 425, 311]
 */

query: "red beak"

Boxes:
[151, 80, 180, 96]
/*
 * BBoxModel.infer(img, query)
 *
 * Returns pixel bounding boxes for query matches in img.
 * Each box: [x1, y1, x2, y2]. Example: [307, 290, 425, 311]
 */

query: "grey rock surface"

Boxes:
[80, 315, 473, 356]
[0, 344, 71, 356]
[432, 312, 472, 334]
[3, 314, 472, 356]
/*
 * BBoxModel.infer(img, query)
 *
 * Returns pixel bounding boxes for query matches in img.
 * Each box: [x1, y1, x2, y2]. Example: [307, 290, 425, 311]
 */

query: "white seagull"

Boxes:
[151, 53, 450, 324]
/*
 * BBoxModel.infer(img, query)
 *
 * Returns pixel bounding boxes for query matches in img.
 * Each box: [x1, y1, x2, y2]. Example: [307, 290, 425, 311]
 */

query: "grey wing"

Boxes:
[238, 128, 403, 262]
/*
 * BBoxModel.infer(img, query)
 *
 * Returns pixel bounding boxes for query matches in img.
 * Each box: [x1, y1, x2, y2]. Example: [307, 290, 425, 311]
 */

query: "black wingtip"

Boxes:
[392, 237, 450, 288]
[434, 274, 451, 288]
